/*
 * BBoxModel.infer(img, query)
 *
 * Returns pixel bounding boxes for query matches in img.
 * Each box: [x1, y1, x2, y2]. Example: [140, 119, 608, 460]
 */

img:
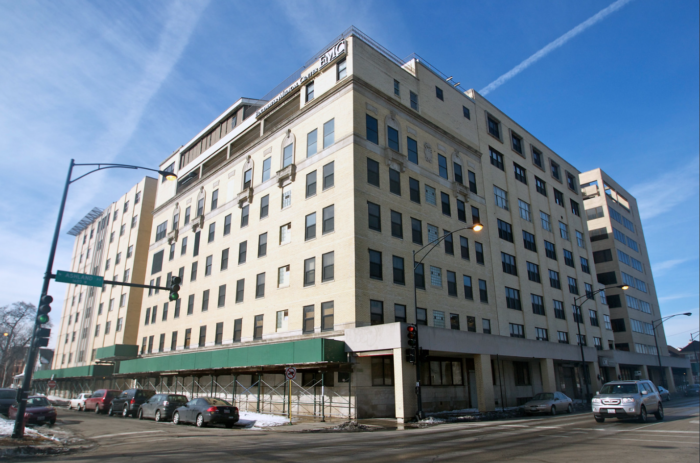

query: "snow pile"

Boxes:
[418, 417, 446, 424]
[0, 417, 44, 438]
[237, 411, 290, 429]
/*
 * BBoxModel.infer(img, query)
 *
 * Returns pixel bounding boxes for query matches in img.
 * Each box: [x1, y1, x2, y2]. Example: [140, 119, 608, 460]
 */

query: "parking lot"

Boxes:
[14, 395, 698, 462]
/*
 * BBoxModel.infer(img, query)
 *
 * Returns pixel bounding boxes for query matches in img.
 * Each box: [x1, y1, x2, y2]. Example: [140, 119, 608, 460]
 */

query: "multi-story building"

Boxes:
[50, 177, 157, 377]
[36, 28, 692, 420]
[580, 169, 693, 390]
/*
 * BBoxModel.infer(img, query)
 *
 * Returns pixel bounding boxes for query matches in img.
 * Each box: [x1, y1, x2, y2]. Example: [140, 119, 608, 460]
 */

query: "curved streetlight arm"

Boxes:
[652, 313, 692, 330]
[413, 225, 478, 269]
[573, 285, 625, 307]
[70, 163, 173, 184]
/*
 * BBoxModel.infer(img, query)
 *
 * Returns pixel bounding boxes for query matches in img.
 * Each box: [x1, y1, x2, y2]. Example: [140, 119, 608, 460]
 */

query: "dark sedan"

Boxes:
[138, 393, 188, 422]
[0, 388, 17, 416]
[685, 384, 700, 396]
[173, 397, 239, 428]
[9, 396, 57, 425]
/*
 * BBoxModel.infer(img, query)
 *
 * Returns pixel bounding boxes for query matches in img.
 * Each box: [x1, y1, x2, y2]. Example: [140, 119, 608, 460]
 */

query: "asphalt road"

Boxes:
[25, 396, 700, 462]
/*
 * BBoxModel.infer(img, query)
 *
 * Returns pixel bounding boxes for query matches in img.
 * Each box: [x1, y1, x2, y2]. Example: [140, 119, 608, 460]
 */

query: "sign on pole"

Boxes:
[285, 367, 297, 380]
[55, 270, 104, 288]
[285, 367, 296, 425]
[47, 380, 57, 389]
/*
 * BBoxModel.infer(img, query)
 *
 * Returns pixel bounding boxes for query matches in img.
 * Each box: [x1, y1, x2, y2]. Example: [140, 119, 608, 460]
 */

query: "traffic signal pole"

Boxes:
[12, 160, 74, 439]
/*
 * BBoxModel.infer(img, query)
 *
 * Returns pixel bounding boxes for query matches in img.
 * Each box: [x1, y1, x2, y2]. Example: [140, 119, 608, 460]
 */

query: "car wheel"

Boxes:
[122, 406, 130, 418]
[638, 406, 647, 423]
[49, 419, 56, 426]
[225, 423, 234, 429]
[567, 404, 573, 414]
[550, 405, 556, 416]
[173, 412, 181, 425]
[96, 405, 102, 415]
[195, 414, 206, 428]
[155, 410, 161, 422]
[594, 415, 605, 423]
[654, 403, 664, 421]
[138, 409, 144, 420]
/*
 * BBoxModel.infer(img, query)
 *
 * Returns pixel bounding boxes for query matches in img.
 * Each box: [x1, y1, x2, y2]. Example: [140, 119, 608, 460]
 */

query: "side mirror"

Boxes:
[596, 391, 599, 395]
[641, 390, 648, 395]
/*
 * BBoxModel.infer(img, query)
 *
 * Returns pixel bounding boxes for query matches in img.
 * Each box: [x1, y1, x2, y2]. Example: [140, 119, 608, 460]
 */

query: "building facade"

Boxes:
[36, 28, 692, 421]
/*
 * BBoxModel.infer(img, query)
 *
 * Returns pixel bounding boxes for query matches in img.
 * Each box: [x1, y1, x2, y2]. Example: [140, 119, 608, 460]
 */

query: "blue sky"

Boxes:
[0, 0, 697, 348]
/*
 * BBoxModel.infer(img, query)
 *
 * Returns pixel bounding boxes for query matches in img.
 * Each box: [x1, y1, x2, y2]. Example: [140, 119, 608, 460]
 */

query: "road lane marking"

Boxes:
[499, 424, 528, 428]
[627, 430, 699, 434]
[534, 426, 560, 429]
[690, 420, 699, 424]
[91, 430, 164, 439]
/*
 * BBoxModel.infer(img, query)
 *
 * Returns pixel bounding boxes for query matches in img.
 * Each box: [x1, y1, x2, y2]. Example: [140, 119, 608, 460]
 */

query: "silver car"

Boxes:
[592, 380, 664, 423]
[522, 392, 573, 415]
[657, 386, 671, 402]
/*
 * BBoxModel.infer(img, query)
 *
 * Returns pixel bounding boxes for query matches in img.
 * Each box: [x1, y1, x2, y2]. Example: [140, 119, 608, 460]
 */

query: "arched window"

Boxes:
[241, 156, 254, 191]
[281, 130, 296, 169]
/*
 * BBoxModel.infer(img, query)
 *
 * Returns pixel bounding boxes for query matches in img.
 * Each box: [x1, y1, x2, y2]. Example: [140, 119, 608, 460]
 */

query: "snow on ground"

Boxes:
[236, 411, 290, 429]
[0, 416, 45, 438]
[418, 417, 446, 424]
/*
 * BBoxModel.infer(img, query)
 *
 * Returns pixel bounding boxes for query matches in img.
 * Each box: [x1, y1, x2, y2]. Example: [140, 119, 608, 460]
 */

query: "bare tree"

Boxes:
[0, 302, 37, 387]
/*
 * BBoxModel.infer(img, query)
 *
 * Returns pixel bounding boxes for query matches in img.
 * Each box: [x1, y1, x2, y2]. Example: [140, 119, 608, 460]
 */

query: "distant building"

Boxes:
[9, 348, 53, 388]
[678, 341, 699, 383]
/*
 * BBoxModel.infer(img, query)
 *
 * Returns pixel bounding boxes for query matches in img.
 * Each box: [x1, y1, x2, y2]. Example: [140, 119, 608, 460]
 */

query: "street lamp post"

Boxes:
[411, 223, 483, 420]
[651, 313, 691, 389]
[12, 159, 176, 439]
[573, 284, 628, 403]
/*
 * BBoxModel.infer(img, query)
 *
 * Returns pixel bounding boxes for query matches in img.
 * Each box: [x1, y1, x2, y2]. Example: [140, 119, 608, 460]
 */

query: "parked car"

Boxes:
[68, 392, 92, 411]
[0, 388, 17, 416]
[138, 394, 188, 422]
[657, 386, 671, 402]
[684, 384, 700, 397]
[84, 389, 121, 414]
[8, 395, 57, 425]
[172, 397, 239, 428]
[522, 392, 573, 415]
[592, 380, 663, 423]
[109, 389, 156, 418]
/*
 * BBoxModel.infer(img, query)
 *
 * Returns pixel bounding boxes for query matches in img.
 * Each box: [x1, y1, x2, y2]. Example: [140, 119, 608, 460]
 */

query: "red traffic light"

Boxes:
[407, 325, 416, 333]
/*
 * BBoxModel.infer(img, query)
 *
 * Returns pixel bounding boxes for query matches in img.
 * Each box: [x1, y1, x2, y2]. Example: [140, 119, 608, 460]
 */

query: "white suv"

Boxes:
[592, 380, 664, 423]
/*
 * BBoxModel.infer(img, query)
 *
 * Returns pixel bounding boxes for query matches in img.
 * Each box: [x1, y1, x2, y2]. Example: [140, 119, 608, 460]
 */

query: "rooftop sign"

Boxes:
[256, 39, 346, 118]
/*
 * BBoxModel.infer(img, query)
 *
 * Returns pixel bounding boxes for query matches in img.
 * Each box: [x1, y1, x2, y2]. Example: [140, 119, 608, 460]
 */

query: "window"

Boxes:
[463, 105, 471, 119]
[497, 219, 513, 242]
[234, 279, 245, 303]
[581, 257, 590, 274]
[280, 223, 291, 245]
[518, 200, 531, 221]
[425, 185, 436, 205]
[323, 119, 334, 148]
[479, 279, 488, 302]
[258, 233, 267, 258]
[253, 315, 264, 339]
[322, 301, 334, 331]
[511, 133, 523, 155]
[436, 154, 449, 179]
[202, 290, 210, 312]
[322, 252, 334, 282]
[550, 160, 561, 180]
[411, 218, 423, 245]
[459, 236, 470, 260]
[544, 240, 556, 260]
[442, 231, 454, 255]
[405, 179, 420, 206]
[494, 186, 508, 210]
[463, 275, 473, 300]
[549, 270, 561, 289]
[502, 253, 517, 275]
[568, 277, 579, 295]
[566, 172, 577, 192]
[430, 266, 442, 287]
[554, 300, 565, 319]
[427, 224, 438, 244]
[337, 57, 347, 79]
[487, 116, 500, 139]
[433, 85, 444, 101]
[367, 158, 380, 186]
[211, 189, 219, 211]
[371, 356, 394, 386]
[441, 192, 451, 216]
[454, 163, 463, 184]
[590, 309, 599, 327]
[155, 222, 167, 241]
[278, 265, 290, 288]
[389, 168, 401, 195]
[433, 310, 445, 328]
[509, 323, 524, 338]
[577, 334, 587, 346]
[390, 211, 403, 238]
[366, 115, 378, 144]
[475, 242, 484, 264]
[151, 250, 164, 274]
[193, 231, 200, 256]
[305, 171, 317, 198]
[447, 271, 457, 296]
[184, 206, 191, 225]
[505, 287, 521, 310]
[197, 198, 204, 217]
[532, 294, 545, 315]
[369, 249, 382, 280]
[449, 313, 460, 330]
[527, 262, 541, 283]
[305, 81, 314, 102]
[282, 185, 291, 209]
[304, 257, 315, 287]
[261, 157, 271, 182]
[564, 249, 574, 267]
[559, 222, 569, 241]
[145, 307, 151, 326]
[570, 200, 580, 217]
[414, 263, 425, 290]
[410, 91, 418, 110]
[370, 300, 384, 325]
[323, 162, 334, 189]
[523, 231, 537, 252]
[217, 285, 226, 308]
[282, 143, 294, 169]
[368, 202, 381, 231]
[238, 241, 247, 264]
[534, 178, 547, 199]
[394, 79, 400, 96]
[490, 148, 504, 170]
[305, 212, 316, 240]
[554, 188, 564, 207]
[205, 255, 213, 276]
[395, 304, 407, 323]
[260, 194, 269, 219]
[482, 319, 492, 334]
[468, 171, 477, 194]
[302, 306, 314, 333]
[208, 222, 216, 243]
[604, 314, 612, 330]
[187, 295, 194, 315]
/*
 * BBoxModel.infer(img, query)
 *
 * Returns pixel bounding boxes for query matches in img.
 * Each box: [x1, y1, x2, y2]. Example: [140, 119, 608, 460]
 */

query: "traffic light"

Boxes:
[406, 325, 418, 364]
[37, 295, 52, 325]
[35, 327, 51, 348]
[169, 276, 181, 301]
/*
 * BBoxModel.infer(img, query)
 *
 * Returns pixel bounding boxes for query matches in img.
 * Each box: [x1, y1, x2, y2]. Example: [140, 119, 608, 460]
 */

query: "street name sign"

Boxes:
[55, 270, 104, 288]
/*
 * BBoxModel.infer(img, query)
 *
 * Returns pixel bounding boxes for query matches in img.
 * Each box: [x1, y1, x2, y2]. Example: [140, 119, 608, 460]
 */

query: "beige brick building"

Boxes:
[38, 28, 691, 421]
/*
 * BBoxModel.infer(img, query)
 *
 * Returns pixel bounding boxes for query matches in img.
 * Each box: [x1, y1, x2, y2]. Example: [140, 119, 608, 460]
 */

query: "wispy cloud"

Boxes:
[658, 293, 697, 303]
[630, 157, 700, 220]
[480, 0, 634, 95]
[652, 258, 693, 276]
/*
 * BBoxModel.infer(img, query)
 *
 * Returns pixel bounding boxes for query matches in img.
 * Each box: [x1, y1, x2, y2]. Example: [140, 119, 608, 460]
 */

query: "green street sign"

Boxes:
[55, 270, 104, 288]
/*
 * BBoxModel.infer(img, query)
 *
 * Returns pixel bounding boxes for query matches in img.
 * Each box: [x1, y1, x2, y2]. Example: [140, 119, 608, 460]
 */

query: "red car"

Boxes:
[84, 389, 121, 414]
[9, 396, 57, 425]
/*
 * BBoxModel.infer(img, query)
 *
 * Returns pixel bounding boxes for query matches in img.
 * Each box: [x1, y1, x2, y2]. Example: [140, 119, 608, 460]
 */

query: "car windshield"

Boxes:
[600, 384, 638, 394]
[531, 393, 554, 401]
[106, 391, 120, 398]
[137, 390, 156, 399]
[27, 397, 50, 407]
[205, 398, 231, 406]
[0, 390, 16, 399]
[168, 395, 188, 404]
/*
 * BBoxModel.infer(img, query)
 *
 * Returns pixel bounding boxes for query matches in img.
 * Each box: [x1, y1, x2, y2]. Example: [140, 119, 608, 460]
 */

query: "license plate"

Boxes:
[224, 410, 229, 413]
[607, 409, 615, 414]
[37, 416, 45, 420]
